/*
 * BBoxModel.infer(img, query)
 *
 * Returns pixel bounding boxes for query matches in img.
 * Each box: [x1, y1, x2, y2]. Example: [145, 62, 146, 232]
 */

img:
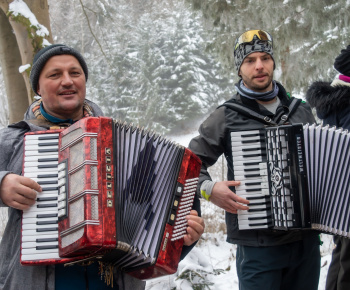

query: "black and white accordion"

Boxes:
[232, 123, 350, 238]
[20, 117, 201, 280]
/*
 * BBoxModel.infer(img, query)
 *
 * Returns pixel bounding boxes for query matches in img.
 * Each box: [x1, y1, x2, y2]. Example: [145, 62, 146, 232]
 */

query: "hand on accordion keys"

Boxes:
[184, 210, 205, 246]
[0, 173, 42, 210]
[210, 180, 250, 214]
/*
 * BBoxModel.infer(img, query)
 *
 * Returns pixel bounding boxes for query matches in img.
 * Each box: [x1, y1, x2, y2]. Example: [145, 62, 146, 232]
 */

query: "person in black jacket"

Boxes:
[189, 29, 321, 290]
[306, 44, 350, 290]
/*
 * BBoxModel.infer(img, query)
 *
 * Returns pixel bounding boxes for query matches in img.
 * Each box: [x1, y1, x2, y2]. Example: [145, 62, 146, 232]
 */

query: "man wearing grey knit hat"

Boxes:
[0, 44, 204, 290]
[189, 29, 320, 290]
[0, 44, 146, 290]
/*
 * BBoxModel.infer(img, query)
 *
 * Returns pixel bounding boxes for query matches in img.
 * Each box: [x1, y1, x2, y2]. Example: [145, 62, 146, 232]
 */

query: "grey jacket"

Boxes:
[0, 100, 145, 290]
[189, 82, 319, 247]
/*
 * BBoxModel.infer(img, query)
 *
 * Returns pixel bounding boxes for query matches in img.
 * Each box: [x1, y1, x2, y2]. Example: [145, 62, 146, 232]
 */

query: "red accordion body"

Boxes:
[20, 117, 201, 280]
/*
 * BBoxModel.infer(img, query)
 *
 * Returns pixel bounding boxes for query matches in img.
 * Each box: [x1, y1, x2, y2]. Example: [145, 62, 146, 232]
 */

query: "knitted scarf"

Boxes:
[31, 99, 94, 128]
[235, 79, 279, 101]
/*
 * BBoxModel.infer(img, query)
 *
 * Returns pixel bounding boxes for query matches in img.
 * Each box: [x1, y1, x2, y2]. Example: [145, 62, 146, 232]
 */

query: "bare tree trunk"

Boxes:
[0, 9, 28, 124]
[0, 0, 53, 123]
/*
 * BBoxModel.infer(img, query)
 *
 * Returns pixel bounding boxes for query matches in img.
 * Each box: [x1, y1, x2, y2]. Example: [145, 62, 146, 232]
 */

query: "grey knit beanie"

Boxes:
[234, 35, 274, 76]
[30, 44, 88, 95]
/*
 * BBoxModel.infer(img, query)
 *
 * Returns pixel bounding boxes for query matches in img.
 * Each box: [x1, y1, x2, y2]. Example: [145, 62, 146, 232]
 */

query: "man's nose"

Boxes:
[255, 58, 264, 70]
[61, 72, 73, 85]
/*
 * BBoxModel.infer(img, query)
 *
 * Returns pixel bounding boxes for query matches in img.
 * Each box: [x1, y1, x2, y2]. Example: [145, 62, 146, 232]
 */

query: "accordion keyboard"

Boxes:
[231, 130, 272, 230]
[21, 132, 61, 261]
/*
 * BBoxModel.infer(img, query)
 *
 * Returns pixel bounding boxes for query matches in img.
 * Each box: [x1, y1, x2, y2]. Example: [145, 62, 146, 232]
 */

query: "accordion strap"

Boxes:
[219, 98, 301, 126]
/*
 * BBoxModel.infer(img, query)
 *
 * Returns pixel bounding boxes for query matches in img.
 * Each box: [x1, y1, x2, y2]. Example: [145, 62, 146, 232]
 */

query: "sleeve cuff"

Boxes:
[200, 180, 216, 201]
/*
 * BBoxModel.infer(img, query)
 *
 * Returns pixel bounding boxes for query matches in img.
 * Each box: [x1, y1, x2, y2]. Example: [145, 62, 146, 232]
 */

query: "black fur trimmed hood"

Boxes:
[306, 81, 350, 119]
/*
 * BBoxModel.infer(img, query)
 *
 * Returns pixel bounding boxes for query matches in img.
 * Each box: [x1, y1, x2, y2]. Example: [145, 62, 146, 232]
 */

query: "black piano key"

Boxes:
[249, 222, 271, 227]
[37, 197, 58, 202]
[249, 201, 270, 206]
[36, 238, 58, 243]
[37, 203, 58, 208]
[248, 206, 271, 212]
[37, 174, 58, 179]
[38, 180, 58, 185]
[37, 213, 58, 218]
[38, 142, 59, 147]
[42, 187, 59, 192]
[38, 158, 58, 162]
[243, 153, 266, 158]
[36, 245, 59, 250]
[37, 220, 58, 225]
[247, 196, 269, 201]
[246, 182, 262, 186]
[38, 164, 58, 169]
[248, 214, 272, 221]
[242, 147, 266, 152]
[38, 148, 58, 153]
[38, 135, 59, 140]
[245, 174, 263, 178]
[37, 227, 58, 232]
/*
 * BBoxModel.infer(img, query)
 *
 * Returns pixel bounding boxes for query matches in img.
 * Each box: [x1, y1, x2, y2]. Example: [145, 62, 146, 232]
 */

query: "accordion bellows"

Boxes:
[21, 117, 201, 280]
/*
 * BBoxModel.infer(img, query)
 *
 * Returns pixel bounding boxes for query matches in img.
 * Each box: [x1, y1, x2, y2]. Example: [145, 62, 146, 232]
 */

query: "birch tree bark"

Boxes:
[0, 0, 53, 123]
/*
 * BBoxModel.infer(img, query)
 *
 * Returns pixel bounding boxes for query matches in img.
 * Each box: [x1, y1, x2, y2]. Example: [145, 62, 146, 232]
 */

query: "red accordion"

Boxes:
[21, 117, 201, 279]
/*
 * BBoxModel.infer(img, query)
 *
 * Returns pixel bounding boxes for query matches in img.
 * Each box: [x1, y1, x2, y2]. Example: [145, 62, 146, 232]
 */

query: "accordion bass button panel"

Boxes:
[230, 130, 272, 230]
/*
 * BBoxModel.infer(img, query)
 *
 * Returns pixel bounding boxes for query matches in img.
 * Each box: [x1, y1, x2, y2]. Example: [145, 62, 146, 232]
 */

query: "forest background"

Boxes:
[0, 0, 349, 288]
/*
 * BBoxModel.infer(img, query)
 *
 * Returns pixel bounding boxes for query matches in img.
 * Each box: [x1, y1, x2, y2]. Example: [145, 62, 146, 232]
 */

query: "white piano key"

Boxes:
[22, 247, 59, 255]
[24, 155, 59, 162]
[23, 150, 59, 157]
[22, 222, 58, 231]
[21, 232, 58, 242]
[23, 172, 58, 179]
[25, 133, 60, 140]
[22, 217, 58, 225]
[25, 139, 59, 145]
[22, 229, 58, 237]
[22, 240, 58, 249]
[238, 212, 270, 220]
[21, 252, 60, 261]
[24, 161, 58, 168]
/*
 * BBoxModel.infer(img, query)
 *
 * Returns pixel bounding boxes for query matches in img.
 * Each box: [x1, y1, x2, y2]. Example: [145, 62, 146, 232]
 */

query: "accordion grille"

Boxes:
[90, 138, 97, 160]
[69, 197, 85, 226]
[69, 168, 85, 197]
[69, 141, 84, 169]
[91, 166, 98, 190]
[91, 195, 99, 220]
[61, 228, 84, 248]
[61, 128, 83, 148]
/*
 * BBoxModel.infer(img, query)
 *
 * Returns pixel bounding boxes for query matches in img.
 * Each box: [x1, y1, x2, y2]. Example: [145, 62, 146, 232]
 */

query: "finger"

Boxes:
[17, 184, 38, 201]
[7, 198, 33, 211]
[14, 190, 37, 206]
[20, 176, 42, 192]
[187, 210, 198, 217]
[186, 219, 204, 235]
[225, 180, 241, 187]
[227, 198, 249, 210]
[233, 193, 250, 205]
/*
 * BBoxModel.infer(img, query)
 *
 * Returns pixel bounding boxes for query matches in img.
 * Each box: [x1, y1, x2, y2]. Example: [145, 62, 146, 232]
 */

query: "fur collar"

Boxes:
[306, 81, 350, 119]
